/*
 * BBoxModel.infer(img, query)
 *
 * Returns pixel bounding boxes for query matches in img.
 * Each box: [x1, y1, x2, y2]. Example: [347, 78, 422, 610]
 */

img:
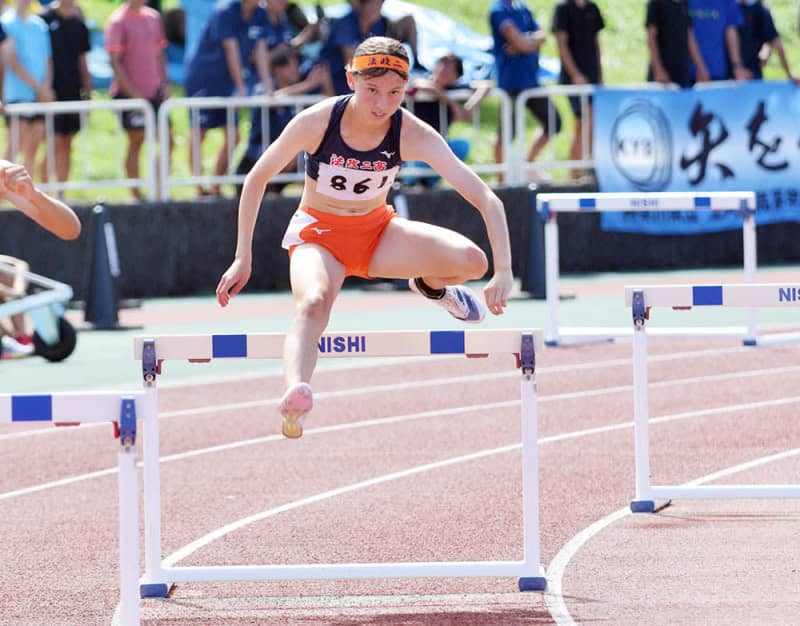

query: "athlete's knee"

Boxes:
[463, 245, 489, 279]
[295, 290, 334, 324]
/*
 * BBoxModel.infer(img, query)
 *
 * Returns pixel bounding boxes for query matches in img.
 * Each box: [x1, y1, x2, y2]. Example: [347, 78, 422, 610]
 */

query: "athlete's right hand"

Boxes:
[216, 258, 252, 307]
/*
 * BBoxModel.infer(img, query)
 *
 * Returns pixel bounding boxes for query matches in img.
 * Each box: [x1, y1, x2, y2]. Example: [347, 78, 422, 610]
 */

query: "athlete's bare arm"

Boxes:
[400, 112, 513, 276]
[399, 112, 513, 308]
[217, 99, 334, 306]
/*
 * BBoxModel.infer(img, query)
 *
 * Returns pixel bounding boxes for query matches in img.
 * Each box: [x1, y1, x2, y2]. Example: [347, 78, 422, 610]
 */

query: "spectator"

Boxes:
[1, 0, 54, 177]
[180, 0, 216, 64]
[738, 0, 798, 82]
[646, 0, 710, 87]
[286, 1, 324, 52]
[263, 0, 293, 57]
[689, 0, 751, 81]
[236, 47, 333, 193]
[105, 0, 171, 201]
[184, 0, 273, 197]
[38, 0, 92, 195]
[552, 0, 604, 180]
[404, 53, 486, 187]
[489, 0, 561, 182]
[0, 159, 80, 359]
[319, 0, 418, 95]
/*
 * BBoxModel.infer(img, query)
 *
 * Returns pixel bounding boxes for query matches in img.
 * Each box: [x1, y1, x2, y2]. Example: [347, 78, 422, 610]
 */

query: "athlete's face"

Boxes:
[349, 71, 407, 123]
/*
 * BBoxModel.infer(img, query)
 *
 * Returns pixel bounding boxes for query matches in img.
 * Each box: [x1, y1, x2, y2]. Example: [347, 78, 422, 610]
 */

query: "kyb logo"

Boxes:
[610, 99, 672, 191]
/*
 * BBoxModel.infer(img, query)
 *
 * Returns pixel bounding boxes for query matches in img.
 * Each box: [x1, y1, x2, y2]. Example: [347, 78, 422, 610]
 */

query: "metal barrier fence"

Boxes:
[2, 84, 615, 200]
[4, 99, 157, 200]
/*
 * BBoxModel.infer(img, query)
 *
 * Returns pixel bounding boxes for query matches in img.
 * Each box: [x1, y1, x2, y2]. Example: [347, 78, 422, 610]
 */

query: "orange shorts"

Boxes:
[281, 204, 397, 278]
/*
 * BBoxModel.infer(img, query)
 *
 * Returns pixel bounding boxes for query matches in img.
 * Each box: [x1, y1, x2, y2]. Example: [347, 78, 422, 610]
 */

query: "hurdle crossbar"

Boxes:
[625, 285, 800, 513]
[132, 329, 547, 598]
[537, 191, 758, 346]
[0, 391, 148, 626]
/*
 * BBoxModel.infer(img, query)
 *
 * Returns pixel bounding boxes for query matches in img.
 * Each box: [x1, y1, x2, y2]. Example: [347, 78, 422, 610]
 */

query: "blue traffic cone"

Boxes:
[84, 204, 120, 329]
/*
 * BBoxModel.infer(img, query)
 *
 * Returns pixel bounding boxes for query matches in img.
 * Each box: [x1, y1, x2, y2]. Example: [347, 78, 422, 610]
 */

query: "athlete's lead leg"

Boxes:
[281, 244, 346, 438]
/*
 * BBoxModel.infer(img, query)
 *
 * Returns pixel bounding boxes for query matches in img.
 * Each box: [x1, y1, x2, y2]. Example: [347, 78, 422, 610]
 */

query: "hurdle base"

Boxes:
[749, 331, 800, 347]
[630, 499, 672, 514]
[139, 581, 173, 598]
[518, 567, 547, 591]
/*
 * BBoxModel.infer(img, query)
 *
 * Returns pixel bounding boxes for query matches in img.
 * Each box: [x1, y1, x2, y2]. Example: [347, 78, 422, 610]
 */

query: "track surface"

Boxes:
[2, 269, 800, 625]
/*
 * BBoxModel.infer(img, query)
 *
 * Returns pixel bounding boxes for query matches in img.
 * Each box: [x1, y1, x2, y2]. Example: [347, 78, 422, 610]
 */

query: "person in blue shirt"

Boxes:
[319, 0, 417, 96]
[689, 0, 750, 81]
[489, 0, 561, 182]
[404, 53, 484, 188]
[184, 0, 274, 197]
[737, 0, 797, 82]
[236, 47, 333, 194]
[1, 1, 54, 177]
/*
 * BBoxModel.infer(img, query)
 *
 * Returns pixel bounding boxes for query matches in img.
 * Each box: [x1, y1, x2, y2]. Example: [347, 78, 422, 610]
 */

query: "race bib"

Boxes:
[315, 162, 399, 201]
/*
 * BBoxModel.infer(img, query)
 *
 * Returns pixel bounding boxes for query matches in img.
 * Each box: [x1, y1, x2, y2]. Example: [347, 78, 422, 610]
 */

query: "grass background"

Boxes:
[14, 0, 800, 203]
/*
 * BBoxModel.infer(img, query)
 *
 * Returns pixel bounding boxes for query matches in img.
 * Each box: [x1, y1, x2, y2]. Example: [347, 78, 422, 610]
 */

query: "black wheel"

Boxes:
[33, 317, 77, 362]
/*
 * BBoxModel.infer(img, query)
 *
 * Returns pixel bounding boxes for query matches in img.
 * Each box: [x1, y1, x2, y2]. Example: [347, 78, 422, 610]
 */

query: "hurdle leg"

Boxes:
[139, 384, 172, 598]
[629, 316, 656, 512]
[517, 334, 547, 591]
[742, 214, 758, 346]
[118, 448, 141, 626]
[544, 217, 561, 346]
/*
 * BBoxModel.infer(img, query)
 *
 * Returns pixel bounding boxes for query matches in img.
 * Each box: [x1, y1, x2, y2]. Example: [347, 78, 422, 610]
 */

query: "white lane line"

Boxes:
[6, 388, 800, 502]
[151, 344, 754, 390]
[161, 443, 522, 567]
[0, 346, 787, 442]
[543, 447, 800, 626]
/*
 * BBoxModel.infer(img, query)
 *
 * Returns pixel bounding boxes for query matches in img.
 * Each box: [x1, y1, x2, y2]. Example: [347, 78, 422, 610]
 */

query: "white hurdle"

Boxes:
[0, 391, 149, 626]
[537, 191, 758, 346]
[625, 284, 800, 513]
[131, 328, 547, 597]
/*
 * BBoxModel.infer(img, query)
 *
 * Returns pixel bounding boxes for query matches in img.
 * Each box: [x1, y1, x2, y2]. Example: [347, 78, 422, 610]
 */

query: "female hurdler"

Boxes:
[216, 36, 513, 439]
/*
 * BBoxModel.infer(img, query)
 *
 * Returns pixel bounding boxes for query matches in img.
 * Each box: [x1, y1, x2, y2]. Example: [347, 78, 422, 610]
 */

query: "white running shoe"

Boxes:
[1, 335, 34, 360]
[279, 382, 313, 439]
[408, 278, 486, 323]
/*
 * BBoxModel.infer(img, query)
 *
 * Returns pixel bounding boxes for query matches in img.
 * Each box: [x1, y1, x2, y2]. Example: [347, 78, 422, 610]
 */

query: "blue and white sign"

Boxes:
[594, 82, 800, 233]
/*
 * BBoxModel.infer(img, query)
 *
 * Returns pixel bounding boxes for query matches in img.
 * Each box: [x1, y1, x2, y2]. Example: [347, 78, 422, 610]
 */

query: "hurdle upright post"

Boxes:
[138, 340, 170, 598]
[741, 205, 758, 345]
[629, 290, 658, 513]
[518, 333, 547, 590]
[117, 397, 141, 626]
[542, 205, 561, 346]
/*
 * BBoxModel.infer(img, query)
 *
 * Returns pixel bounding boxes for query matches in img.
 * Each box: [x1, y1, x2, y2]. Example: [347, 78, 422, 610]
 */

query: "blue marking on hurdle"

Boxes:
[139, 582, 170, 598]
[578, 198, 596, 210]
[11, 395, 52, 422]
[693, 196, 711, 208]
[539, 199, 551, 220]
[212, 334, 247, 358]
[630, 500, 656, 513]
[692, 285, 723, 306]
[429, 330, 465, 354]
[519, 576, 547, 591]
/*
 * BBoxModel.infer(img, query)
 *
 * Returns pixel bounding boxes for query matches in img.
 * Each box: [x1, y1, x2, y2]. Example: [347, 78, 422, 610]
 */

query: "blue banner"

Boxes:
[594, 82, 800, 234]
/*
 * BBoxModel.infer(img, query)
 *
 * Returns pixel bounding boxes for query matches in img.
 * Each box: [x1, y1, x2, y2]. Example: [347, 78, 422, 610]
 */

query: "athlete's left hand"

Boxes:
[483, 269, 513, 316]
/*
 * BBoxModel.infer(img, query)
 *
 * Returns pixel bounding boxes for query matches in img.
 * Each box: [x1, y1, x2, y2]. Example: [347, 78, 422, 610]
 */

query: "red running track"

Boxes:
[1, 337, 800, 625]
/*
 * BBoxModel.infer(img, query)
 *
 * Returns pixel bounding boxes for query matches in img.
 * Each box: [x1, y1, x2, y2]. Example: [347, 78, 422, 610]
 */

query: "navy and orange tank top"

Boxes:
[305, 95, 403, 202]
